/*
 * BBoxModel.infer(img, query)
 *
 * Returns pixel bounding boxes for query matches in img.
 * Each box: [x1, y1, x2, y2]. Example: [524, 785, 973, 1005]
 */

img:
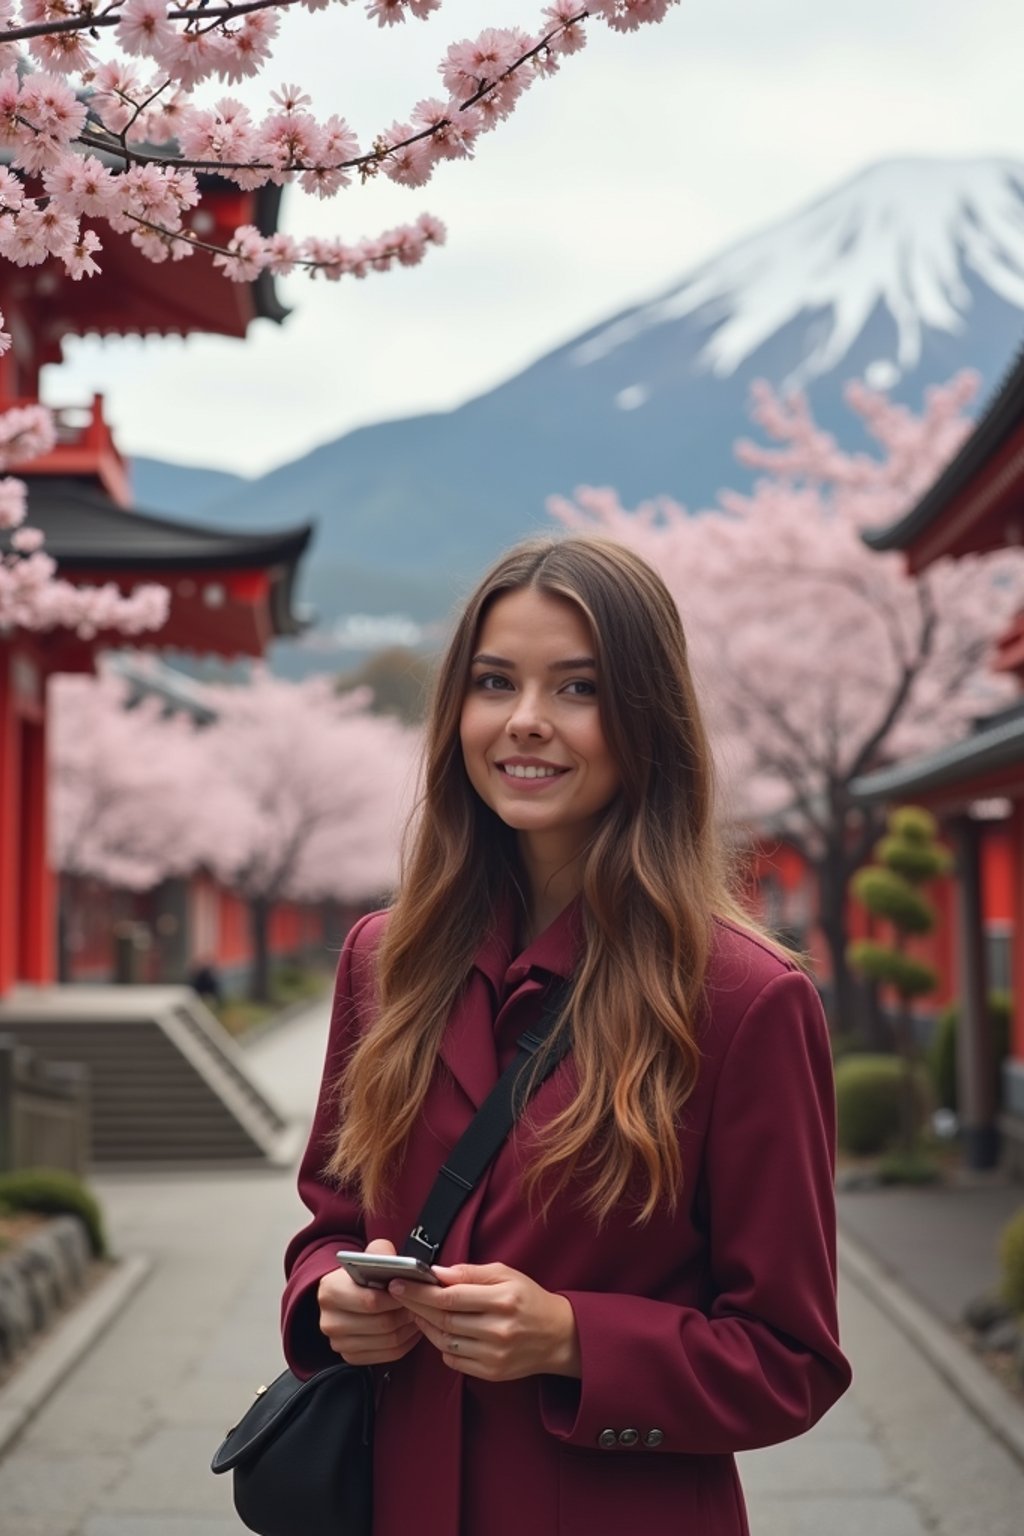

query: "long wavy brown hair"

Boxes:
[328, 535, 773, 1224]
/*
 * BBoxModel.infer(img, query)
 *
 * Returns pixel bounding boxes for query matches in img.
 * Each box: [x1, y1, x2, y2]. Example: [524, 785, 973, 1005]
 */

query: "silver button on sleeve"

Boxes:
[618, 1428, 639, 1446]
[597, 1429, 618, 1449]
[644, 1428, 664, 1448]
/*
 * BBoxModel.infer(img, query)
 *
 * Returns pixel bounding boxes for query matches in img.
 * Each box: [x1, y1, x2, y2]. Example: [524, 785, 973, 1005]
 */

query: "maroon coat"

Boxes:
[282, 904, 851, 1536]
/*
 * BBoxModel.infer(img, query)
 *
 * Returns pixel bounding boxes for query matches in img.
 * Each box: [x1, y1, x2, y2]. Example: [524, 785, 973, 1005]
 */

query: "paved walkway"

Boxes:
[0, 998, 1023, 1535]
[838, 1177, 1022, 1326]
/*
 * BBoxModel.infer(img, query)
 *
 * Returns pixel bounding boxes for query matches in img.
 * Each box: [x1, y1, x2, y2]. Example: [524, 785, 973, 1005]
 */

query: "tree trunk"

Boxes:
[56, 879, 71, 985]
[816, 849, 863, 1035]
[893, 1004, 919, 1155]
[249, 896, 272, 1004]
[861, 977, 895, 1053]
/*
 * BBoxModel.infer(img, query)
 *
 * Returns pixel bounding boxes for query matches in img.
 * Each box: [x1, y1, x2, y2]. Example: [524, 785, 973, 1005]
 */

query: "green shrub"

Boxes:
[834, 1053, 930, 1155]
[847, 940, 938, 997]
[849, 868, 935, 934]
[876, 1149, 942, 1185]
[929, 993, 1011, 1111]
[871, 833, 951, 883]
[999, 1206, 1024, 1315]
[0, 1169, 106, 1257]
[888, 806, 940, 844]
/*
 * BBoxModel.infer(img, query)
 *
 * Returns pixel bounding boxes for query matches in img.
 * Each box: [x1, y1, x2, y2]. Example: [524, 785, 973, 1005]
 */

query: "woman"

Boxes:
[282, 536, 851, 1536]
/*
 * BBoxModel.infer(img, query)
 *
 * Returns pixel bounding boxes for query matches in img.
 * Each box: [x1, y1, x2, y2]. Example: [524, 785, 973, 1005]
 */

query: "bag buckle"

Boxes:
[407, 1225, 440, 1262]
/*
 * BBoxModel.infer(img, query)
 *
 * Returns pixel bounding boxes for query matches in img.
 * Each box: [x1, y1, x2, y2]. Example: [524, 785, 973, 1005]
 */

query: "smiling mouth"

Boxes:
[497, 763, 570, 781]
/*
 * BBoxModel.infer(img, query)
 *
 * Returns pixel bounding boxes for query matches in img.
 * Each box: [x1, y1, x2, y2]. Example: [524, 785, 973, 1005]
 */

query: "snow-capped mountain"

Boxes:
[134, 156, 1024, 669]
[572, 157, 1024, 392]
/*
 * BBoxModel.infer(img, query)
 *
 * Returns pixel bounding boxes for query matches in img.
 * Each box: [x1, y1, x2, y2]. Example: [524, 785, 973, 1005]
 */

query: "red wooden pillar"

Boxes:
[1009, 801, 1024, 1068]
[0, 646, 20, 996]
[0, 643, 54, 995]
[19, 709, 53, 983]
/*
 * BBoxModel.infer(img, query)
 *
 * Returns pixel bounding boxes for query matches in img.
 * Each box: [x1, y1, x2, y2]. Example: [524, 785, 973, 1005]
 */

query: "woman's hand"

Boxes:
[391, 1262, 581, 1382]
[317, 1238, 421, 1366]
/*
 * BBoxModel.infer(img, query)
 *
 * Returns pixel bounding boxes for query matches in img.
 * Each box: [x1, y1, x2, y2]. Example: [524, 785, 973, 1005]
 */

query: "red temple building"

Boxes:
[856, 348, 1024, 1174]
[0, 180, 316, 1164]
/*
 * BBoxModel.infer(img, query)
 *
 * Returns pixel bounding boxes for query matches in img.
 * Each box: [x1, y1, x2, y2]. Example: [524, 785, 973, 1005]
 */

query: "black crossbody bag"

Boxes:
[211, 987, 571, 1536]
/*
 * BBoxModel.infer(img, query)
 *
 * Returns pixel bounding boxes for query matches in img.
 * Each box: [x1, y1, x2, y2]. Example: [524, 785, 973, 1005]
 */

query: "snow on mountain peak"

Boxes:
[572, 157, 1024, 389]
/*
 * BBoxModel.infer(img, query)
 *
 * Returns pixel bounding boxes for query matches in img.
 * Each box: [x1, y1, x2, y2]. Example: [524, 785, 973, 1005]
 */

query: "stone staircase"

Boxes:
[0, 986, 301, 1166]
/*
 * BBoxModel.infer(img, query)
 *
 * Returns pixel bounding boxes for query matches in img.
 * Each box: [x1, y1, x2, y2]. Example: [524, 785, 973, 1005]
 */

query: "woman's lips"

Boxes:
[496, 762, 570, 789]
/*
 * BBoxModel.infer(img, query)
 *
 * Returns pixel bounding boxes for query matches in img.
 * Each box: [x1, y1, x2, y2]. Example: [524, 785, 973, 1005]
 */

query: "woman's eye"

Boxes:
[562, 679, 596, 697]
[474, 673, 513, 691]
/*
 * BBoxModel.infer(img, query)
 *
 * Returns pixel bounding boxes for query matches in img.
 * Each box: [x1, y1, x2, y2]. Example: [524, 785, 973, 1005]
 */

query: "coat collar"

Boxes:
[438, 897, 581, 1108]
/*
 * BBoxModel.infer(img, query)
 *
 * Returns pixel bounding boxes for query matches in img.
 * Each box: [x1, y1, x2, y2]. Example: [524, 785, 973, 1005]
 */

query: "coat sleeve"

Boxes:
[280, 910, 385, 1378]
[539, 969, 852, 1454]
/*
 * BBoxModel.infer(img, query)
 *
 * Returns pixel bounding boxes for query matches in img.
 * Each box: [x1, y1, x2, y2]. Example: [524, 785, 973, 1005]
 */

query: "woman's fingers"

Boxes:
[319, 1268, 408, 1313]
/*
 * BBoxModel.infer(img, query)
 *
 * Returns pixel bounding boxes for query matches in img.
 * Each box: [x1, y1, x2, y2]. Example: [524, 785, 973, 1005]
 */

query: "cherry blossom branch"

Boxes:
[1, 0, 299, 46]
[0, 1, 680, 284]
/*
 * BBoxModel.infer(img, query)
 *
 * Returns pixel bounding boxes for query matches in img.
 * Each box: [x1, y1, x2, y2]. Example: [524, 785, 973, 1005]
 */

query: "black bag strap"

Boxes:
[400, 982, 571, 1265]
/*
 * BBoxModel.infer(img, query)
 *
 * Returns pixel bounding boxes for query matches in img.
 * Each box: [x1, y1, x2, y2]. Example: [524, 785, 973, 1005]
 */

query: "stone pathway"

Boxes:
[0, 996, 1021, 1535]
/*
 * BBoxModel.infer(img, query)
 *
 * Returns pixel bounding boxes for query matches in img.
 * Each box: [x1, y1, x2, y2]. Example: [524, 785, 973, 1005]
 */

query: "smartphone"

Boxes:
[336, 1251, 441, 1289]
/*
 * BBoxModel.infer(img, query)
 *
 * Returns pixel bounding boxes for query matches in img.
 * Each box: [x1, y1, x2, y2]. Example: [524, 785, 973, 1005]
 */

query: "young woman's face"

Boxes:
[459, 587, 621, 850]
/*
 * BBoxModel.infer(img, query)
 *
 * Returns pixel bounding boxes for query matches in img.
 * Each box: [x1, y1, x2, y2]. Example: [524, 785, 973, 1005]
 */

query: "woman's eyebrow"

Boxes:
[469, 653, 596, 671]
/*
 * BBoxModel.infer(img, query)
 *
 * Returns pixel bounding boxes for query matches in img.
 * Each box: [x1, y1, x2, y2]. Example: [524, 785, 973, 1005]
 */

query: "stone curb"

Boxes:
[0, 1251, 152, 1458]
[839, 1228, 1024, 1472]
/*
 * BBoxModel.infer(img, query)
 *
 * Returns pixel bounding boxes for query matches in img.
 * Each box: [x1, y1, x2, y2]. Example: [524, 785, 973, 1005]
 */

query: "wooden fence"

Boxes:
[0, 1034, 90, 1176]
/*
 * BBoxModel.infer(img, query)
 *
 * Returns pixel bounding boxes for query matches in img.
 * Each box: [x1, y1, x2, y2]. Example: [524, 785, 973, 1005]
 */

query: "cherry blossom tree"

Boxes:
[549, 373, 1024, 1029]
[0, 1, 680, 283]
[0, 375, 169, 633]
[201, 667, 418, 1000]
[49, 663, 420, 999]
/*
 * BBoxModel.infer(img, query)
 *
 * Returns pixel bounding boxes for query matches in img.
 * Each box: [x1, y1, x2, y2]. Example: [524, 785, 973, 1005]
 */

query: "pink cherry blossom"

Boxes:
[218, 10, 279, 85]
[177, 100, 257, 164]
[63, 226, 102, 279]
[542, 2, 588, 55]
[153, 28, 228, 91]
[18, 73, 88, 142]
[263, 231, 299, 274]
[212, 223, 267, 281]
[0, 207, 50, 266]
[0, 166, 23, 211]
[380, 121, 438, 187]
[115, 0, 175, 59]
[0, 402, 56, 465]
[10, 525, 44, 552]
[0, 476, 26, 527]
[28, 26, 95, 75]
[270, 82, 313, 112]
[441, 28, 527, 97]
[365, 0, 440, 26]
[43, 155, 120, 217]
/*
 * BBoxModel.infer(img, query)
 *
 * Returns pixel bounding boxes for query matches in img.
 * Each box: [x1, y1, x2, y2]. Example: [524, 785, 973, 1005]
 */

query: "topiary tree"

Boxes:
[848, 806, 952, 1155]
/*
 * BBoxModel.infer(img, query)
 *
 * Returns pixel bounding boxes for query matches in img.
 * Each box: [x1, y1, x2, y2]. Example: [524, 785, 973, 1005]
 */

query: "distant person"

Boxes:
[189, 958, 223, 1008]
[283, 536, 851, 1536]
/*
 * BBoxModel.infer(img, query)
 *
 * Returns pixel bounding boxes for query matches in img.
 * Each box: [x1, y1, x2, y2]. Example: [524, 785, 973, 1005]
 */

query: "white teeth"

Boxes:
[503, 764, 561, 779]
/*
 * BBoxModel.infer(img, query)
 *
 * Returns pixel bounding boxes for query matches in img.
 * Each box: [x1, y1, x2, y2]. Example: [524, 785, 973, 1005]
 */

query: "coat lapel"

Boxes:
[436, 897, 581, 1111]
[437, 971, 500, 1109]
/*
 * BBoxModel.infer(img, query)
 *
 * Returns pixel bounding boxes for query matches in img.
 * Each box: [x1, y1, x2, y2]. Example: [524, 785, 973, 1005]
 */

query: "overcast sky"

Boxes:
[40, 0, 1024, 478]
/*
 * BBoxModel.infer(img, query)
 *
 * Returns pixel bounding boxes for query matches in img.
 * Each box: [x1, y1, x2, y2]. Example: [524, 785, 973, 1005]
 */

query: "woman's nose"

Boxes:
[505, 690, 551, 739]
